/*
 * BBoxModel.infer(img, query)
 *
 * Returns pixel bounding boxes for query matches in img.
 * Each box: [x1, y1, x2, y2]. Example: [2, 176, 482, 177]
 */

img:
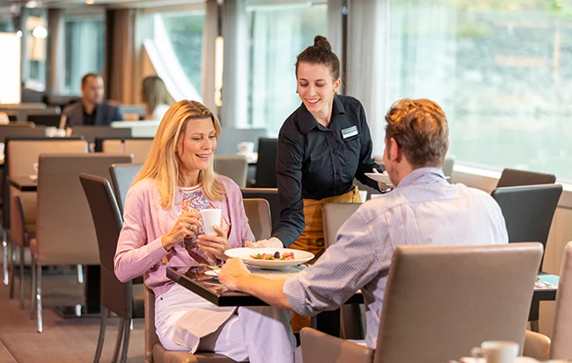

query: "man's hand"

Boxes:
[218, 257, 251, 291]
[246, 237, 283, 248]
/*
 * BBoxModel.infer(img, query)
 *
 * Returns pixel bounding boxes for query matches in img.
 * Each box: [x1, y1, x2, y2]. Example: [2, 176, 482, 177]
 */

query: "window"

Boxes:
[154, 11, 205, 98]
[246, 2, 327, 135]
[25, 9, 47, 90]
[64, 14, 105, 94]
[388, 0, 572, 180]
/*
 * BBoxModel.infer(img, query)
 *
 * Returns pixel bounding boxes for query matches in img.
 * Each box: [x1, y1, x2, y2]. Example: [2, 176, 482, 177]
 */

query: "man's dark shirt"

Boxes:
[83, 105, 96, 126]
[274, 94, 384, 247]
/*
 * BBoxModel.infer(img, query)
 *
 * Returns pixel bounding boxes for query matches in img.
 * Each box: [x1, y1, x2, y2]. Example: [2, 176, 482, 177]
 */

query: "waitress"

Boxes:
[251, 35, 384, 259]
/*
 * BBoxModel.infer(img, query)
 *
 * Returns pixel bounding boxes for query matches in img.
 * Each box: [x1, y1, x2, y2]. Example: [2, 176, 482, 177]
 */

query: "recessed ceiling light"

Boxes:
[86, 0, 95, 4]
[16, 30, 23, 37]
[25, 1, 37, 8]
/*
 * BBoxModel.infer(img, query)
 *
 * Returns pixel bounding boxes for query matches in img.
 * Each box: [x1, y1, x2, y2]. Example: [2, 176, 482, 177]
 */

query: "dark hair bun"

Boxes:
[313, 35, 332, 52]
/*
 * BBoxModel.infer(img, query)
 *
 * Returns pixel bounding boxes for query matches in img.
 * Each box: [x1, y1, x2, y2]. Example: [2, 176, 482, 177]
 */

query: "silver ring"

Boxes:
[189, 224, 194, 231]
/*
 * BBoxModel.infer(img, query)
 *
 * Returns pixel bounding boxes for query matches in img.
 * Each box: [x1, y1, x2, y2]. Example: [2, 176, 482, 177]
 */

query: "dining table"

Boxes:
[167, 265, 559, 338]
[167, 264, 364, 337]
[7, 175, 102, 316]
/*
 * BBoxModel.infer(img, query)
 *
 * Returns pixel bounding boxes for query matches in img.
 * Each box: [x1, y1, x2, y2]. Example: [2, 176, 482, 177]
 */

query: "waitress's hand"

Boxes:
[161, 210, 201, 252]
[246, 237, 284, 249]
[372, 168, 392, 191]
[197, 225, 230, 260]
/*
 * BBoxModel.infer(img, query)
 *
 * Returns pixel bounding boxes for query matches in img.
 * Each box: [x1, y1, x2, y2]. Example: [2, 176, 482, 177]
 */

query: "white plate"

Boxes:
[204, 269, 220, 277]
[224, 248, 314, 269]
[29, 174, 38, 182]
[364, 173, 394, 185]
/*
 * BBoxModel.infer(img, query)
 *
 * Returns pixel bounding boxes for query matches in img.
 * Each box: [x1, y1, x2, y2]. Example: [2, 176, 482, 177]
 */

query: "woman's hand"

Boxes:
[197, 225, 230, 260]
[161, 210, 201, 251]
[246, 237, 284, 248]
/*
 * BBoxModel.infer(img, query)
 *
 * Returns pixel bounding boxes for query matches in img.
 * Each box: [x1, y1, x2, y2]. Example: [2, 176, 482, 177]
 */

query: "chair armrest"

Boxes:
[523, 330, 550, 361]
[300, 327, 374, 363]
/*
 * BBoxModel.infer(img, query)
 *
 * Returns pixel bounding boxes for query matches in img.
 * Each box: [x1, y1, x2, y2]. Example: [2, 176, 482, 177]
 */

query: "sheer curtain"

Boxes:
[346, 0, 389, 157]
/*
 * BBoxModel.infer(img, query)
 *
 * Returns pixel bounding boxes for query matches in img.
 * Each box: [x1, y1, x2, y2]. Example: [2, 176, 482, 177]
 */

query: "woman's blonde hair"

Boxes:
[142, 76, 175, 119]
[133, 100, 225, 209]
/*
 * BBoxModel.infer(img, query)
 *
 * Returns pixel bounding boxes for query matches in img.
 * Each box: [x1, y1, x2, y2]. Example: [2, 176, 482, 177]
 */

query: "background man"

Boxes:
[62, 73, 123, 127]
[218, 98, 508, 351]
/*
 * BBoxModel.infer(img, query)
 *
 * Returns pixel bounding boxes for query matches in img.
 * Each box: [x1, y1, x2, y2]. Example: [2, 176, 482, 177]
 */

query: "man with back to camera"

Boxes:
[218, 98, 509, 353]
[62, 73, 123, 127]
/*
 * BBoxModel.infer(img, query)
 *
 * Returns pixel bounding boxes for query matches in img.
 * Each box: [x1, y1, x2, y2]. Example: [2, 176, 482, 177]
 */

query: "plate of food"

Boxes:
[224, 248, 314, 269]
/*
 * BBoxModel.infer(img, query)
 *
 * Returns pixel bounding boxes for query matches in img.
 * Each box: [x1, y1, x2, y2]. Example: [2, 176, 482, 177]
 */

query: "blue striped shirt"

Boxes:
[283, 167, 508, 349]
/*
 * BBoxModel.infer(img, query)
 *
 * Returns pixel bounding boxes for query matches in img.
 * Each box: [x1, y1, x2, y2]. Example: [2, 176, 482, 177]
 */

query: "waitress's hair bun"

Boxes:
[296, 35, 340, 80]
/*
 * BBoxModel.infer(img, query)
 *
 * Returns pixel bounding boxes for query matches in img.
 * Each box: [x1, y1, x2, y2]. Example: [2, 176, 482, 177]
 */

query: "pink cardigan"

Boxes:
[114, 176, 255, 296]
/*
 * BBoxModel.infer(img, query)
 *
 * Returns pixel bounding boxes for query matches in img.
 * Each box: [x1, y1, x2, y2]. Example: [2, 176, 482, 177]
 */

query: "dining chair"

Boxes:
[99, 137, 154, 164]
[301, 243, 543, 363]
[525, 240, 572, 361]
[496, 168, 556, 188]
[214, 127, 268, 155]
[243, 198, 272, 240]
[323, 202, 364, 340]
[109, 163, 143, 214]
[144, 288, 242, 363]
[70, 126, 132, 145]
[240, 188, 280, 230]
[213, 155, 248, 188]
[5, 138, 88, 306]
[79, 173, 144, 363]
[30, 153, 132, 333]
[491, 183, 562, 332]
[254, 138, 278, 188]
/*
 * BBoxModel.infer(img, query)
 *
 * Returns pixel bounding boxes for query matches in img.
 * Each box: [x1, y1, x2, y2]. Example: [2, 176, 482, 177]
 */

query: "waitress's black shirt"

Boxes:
[274, 94, 383, 247]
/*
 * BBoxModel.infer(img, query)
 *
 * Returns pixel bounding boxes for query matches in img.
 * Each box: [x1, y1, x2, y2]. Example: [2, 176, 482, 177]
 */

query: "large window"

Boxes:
[25, 9, 47, 90]
[388, 0, 572, 180]
[246, 2, 327, 135]
[64, 14, 105, 94]
[154, 11, 205, 98]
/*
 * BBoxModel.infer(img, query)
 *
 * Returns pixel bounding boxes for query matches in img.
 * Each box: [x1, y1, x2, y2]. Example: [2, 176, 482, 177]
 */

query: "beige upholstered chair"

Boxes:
[523, 241, 572, 360]
[145, 288, 240, 363]
[322, 202, 363, 339]
[301, 243, 543, 363]
[102, 138, 154, 164]
[30, 153, 132, 333]
[243, 198, 272, 240]
[214, 155, 248, 188]
[496, 168, 556, 188]
[6, 139, 88, 307]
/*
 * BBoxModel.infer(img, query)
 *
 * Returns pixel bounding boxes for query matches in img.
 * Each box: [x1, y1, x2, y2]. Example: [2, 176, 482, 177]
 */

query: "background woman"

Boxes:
[141, 75, 175, 120]
[114, 100, 295, 363]
[249, 36, 384, 334]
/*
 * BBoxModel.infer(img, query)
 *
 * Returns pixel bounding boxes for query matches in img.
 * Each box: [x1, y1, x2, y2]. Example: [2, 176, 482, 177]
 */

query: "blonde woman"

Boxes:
[142, 76, 174, 120]
[114, 100, 296, 363]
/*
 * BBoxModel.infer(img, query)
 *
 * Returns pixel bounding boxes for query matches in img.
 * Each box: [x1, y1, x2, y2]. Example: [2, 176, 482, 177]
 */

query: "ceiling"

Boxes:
[0, 0, 203, 10]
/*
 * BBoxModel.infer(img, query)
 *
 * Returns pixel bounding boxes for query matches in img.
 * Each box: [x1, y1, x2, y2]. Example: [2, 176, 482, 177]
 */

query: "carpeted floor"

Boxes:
[0, 266, 145, 362]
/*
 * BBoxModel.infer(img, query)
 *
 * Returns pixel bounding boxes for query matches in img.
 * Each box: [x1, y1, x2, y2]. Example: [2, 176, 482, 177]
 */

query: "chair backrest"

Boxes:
[254, 138, 278, 188]
[145, 287, 159, 363]
[79, 173, 132, 319]
[0, 125, 46, 143]
[491, 184, 562, 271]
[27, 114, 62, 128]
[375, 243, 543, 363]
[241, 188, 280, 230]
[243, 198, 272, 240]
[109, 163, 143, 213]
[550, 241, 572, 359]
[214, 154, 248, 187]
[35, 153, 132, 266]
[70, 126, 132, 144]
[496, 168, 556, 188]
[443, 155, 456, 180]
[215, 127, 268, 155]
[322, 203, 361, 248]
[99, 138, 154, 164]
[4, 138, 88, 231]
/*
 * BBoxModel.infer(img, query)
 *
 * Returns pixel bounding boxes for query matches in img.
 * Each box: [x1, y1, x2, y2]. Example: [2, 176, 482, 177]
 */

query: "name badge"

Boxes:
[341, 125, 358, 139]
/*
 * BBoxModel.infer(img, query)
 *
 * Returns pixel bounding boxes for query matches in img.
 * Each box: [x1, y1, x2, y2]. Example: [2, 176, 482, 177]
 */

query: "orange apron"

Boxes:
[289, 185, 362, 333]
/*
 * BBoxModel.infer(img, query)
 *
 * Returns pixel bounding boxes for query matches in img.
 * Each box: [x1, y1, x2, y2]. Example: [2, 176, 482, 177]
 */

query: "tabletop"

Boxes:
[7, 175, 37, 192]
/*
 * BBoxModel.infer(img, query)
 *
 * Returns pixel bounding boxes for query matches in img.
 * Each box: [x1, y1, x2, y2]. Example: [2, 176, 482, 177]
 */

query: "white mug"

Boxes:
[200, 208, 222, 236]
[237, 142, 254, 155]
[471, 341, 518, 363]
